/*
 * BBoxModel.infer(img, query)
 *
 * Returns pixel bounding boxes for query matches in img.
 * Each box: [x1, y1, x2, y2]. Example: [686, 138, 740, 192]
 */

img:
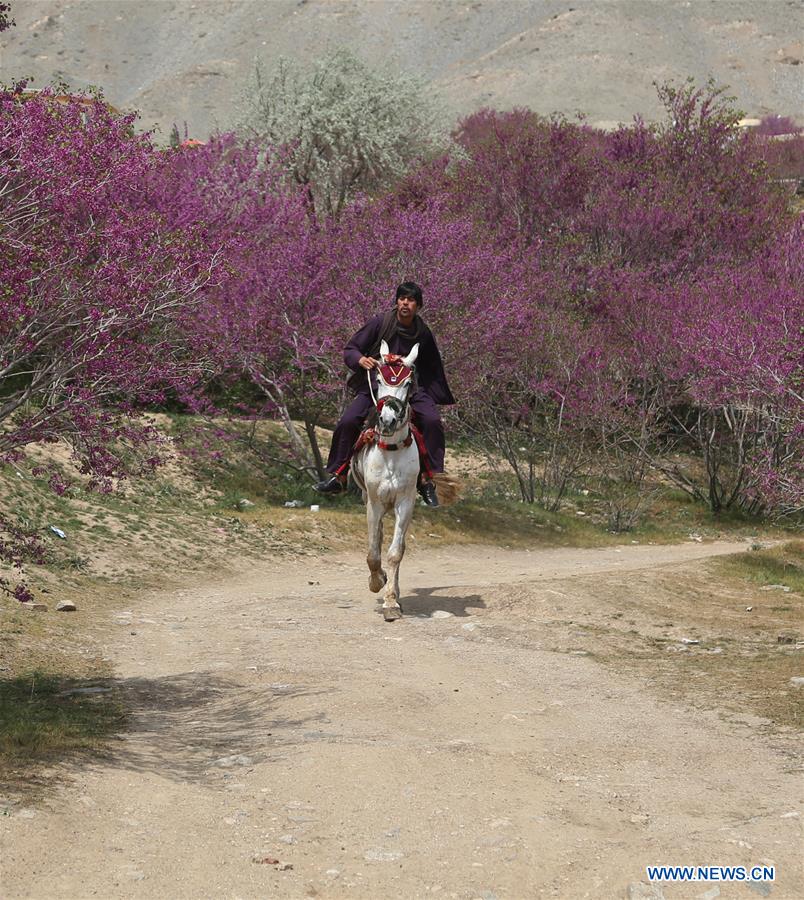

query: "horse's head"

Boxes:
[374, 340, 418, 435]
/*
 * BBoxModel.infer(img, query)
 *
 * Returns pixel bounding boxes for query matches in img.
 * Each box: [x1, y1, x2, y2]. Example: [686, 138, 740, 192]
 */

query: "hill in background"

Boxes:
[1, 0, 801, 140]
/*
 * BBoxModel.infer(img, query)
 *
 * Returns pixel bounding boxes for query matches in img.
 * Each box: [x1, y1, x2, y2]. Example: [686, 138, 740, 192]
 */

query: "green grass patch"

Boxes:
[0, 672, 125, 763]
[637, 489, 774, 540]
[167, 416, 317, 509]
[713, 541, 804, 593]
[434, 498, 618, 547]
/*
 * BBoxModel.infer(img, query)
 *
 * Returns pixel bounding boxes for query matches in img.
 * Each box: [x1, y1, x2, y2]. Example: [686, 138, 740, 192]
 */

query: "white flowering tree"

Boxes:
[237, 49, 446, 220]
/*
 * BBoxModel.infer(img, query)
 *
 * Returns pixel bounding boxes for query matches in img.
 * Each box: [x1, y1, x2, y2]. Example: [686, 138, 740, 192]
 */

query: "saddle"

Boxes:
[349, 422, 431, 477]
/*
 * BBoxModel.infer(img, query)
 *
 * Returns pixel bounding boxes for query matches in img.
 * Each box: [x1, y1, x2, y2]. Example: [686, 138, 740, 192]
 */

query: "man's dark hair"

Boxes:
[395, 281, 423, 308]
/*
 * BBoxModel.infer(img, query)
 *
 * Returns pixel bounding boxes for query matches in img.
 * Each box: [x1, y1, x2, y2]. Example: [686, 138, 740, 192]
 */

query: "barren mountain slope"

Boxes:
[1, 0, 801, 139]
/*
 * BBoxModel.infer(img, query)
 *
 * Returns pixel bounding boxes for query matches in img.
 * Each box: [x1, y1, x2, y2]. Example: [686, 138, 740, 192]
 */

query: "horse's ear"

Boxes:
[401, 343, 419, 368]
[380, 339, 390, 360]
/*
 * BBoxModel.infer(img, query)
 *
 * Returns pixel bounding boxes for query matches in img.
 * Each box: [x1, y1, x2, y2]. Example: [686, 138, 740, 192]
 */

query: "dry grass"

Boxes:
[573, 563, 803, 731]
[711, 540, 804, 594]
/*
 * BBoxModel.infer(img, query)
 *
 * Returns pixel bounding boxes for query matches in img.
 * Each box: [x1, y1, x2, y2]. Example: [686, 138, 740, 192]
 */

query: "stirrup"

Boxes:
[418, 479, 439, 508]
[314, 475, 345, 495]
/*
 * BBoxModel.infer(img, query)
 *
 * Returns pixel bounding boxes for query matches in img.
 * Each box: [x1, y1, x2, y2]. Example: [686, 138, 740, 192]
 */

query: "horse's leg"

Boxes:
[382, 494, 415, 620]
[366, 497, 387, 594]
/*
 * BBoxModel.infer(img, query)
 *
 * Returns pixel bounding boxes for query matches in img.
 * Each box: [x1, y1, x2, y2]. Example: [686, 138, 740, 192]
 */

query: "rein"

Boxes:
[367, 367, 379, 408]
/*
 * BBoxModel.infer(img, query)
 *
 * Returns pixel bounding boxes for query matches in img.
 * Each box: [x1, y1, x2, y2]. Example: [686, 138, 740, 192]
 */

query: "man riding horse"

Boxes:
[314, 281, 455, 507]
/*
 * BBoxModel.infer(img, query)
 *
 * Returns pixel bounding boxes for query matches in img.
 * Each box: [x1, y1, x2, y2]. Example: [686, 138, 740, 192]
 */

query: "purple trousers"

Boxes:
[326, 390, 445, 474]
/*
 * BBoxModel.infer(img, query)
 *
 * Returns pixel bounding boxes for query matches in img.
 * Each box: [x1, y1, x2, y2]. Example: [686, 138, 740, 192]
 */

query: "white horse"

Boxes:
[351, 340, 420, 621]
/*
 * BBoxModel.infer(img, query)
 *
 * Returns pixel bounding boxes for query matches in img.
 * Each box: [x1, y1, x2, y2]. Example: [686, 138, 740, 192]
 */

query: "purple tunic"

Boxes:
[344, 313, 456, 405]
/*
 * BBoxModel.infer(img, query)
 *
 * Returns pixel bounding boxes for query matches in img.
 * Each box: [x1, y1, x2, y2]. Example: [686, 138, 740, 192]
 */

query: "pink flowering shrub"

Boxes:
[143, 135, 337, 474]
[0, 87, 219, 474]
[0, 87, 222, 593]
[753, 116, 804, 187]
[665, 229, 803, 514]
[0, 2, 13, 32]
[382, 82, 800, 518]
[756, 115, 801, 137]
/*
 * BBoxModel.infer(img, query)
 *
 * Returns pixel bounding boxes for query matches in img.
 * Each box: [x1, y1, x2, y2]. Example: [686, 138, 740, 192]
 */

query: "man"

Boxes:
[314, 281, 455, 507]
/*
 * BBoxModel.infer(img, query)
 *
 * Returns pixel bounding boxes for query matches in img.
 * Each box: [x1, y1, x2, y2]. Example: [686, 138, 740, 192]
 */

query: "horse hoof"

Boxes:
[369, 571, 388, 593]
[383, 605, 402, 622]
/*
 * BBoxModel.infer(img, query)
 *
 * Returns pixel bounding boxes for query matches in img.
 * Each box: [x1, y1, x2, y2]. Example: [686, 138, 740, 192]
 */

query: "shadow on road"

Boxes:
[1, 670, 339, 798]
[397, 584, 486, 618]
[109, 672, 329, 783]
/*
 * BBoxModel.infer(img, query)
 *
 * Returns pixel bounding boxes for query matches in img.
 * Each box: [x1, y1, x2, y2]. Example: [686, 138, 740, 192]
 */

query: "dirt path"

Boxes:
[2, 540, 801, 899]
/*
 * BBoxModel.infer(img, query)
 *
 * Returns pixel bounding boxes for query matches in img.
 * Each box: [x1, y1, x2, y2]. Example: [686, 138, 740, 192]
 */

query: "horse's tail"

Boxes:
[433, 472, 462, 507]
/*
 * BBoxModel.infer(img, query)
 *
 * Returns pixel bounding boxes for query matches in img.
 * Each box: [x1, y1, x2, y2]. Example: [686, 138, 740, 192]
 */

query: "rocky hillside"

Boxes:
[1, 0, 801, 140]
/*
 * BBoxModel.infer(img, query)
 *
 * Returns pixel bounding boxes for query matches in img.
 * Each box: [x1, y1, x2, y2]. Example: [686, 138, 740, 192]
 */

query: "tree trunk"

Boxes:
[304, 418, 326, 480]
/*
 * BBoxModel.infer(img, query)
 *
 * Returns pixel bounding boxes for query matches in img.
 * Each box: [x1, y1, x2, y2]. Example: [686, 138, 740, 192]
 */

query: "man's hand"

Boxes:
[359, 356, 377, 370]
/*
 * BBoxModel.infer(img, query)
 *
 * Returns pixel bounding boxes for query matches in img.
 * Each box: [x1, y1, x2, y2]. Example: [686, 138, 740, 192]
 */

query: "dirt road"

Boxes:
[2, 540, 801, 899]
